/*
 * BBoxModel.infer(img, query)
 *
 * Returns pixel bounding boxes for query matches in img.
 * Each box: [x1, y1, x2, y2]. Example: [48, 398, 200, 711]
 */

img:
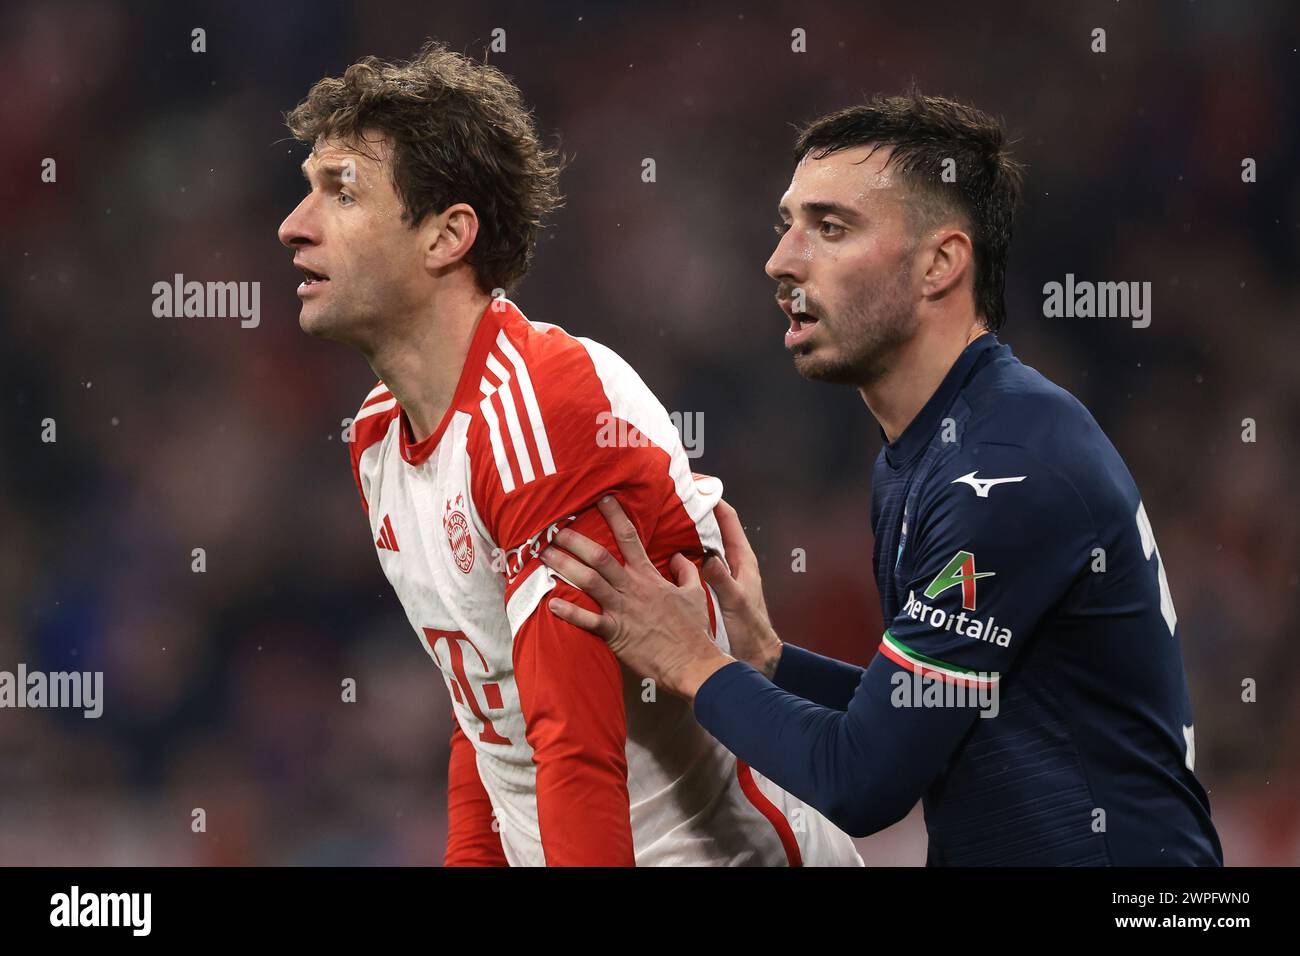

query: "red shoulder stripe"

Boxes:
[348, 383, 399, 514]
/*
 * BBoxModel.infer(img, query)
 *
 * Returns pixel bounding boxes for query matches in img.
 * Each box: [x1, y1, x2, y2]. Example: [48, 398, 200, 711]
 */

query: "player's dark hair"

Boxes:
[795, 90, 1024, 332]
[285, 41, 563, 293]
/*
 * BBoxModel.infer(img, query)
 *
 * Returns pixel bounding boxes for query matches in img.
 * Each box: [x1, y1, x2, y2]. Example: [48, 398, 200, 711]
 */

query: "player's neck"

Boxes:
[365, 288, 493, 442]
[860, 320, 988, 444]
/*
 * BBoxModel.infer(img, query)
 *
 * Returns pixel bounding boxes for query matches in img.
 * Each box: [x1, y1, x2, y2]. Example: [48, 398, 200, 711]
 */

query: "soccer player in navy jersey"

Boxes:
[541, 92, 1223, 865]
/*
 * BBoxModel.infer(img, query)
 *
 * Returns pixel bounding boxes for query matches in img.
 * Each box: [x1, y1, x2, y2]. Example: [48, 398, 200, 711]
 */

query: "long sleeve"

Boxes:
[466, 317, 727, 866]
[512, 576, 635, 866]
[444, 722, 509, 866]
[695, 444, 1094, 838]
[771, 642, 866, 711]
[694, 656, 980, 837]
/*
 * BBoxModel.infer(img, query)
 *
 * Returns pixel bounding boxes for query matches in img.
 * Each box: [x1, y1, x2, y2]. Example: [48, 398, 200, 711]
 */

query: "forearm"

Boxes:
[770, 642, 866, 711]
[693, 657, 974, 838]
[533, 755, 635, 866]
[516, 583, 636, 866]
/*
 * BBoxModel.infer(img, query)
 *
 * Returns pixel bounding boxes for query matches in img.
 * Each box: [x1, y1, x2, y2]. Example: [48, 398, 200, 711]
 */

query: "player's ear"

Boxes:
[423, 202, 480, 275]
[920, 227, 973, 301]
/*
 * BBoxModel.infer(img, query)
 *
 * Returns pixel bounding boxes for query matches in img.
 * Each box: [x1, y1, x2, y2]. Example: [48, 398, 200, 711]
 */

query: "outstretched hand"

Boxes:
[541, 496, 732, 701]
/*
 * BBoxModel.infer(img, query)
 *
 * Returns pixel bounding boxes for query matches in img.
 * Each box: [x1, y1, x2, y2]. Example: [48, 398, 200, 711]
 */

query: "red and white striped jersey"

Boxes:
[349, 297, 862, 867]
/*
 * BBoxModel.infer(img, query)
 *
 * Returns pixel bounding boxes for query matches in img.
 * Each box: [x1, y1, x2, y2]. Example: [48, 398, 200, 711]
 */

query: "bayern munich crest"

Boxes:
[444, 494, 475, 573]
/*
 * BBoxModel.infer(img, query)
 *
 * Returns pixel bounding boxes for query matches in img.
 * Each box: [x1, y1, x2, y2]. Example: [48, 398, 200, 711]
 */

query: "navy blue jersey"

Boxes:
[694, 334, 1222, 865]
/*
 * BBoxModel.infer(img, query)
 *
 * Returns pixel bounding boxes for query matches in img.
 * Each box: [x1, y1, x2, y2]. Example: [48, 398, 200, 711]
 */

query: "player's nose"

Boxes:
[765, 229, 806, 284]
[278, 195, 319, 249]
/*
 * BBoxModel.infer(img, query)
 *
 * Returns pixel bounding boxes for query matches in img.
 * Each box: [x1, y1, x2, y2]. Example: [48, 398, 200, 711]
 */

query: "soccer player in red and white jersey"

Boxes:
[276, 43, 862, 866]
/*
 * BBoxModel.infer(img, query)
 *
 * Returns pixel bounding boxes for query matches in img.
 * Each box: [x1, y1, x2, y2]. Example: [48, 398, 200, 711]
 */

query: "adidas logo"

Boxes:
[376, 514, 400, 552]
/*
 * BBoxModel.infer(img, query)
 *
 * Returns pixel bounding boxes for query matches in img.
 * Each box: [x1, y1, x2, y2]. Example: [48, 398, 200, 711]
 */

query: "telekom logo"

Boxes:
[423, 628, 512, 745]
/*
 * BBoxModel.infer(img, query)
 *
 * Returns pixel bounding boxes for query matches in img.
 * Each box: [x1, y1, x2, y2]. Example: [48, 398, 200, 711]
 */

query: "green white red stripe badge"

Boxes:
[879, 630, 1000, 689]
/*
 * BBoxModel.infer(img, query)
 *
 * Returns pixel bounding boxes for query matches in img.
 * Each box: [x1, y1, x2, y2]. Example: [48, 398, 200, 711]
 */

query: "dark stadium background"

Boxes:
[1, 0, 1297, 865]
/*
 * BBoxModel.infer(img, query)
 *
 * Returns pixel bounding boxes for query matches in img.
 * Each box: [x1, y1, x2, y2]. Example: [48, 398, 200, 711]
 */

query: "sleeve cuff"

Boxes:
[773, 642, 834, 690]
[693, 660, 769, 733]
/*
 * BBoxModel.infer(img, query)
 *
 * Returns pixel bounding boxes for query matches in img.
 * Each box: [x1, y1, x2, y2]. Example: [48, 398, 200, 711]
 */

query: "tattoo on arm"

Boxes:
[758, 640, 783, 681]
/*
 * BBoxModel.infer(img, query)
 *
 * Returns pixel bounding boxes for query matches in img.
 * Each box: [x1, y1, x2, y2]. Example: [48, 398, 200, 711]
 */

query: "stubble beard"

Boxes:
[792, 267, 918, 388]
[300, 280, 385, 351]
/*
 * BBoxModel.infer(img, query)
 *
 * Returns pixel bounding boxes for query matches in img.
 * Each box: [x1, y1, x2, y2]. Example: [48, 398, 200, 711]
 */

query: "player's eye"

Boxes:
[773, 221, 791, 236]
[819, 220, 844, 238]
[338, 190, 356, 206]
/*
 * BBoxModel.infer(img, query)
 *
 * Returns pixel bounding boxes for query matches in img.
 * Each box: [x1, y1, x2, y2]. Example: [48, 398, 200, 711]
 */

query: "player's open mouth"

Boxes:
[782, 304, 820, 347]
[296, 264, 330, 297]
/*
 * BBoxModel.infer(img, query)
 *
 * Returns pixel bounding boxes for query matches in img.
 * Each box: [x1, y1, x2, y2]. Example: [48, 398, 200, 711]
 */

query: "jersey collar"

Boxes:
[398, 297, 522, 466]
[883, 332, 1002, 468]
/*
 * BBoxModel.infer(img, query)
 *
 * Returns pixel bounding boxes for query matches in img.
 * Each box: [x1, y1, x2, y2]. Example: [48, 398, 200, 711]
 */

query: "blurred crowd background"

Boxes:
[2, 0, 1297, 865]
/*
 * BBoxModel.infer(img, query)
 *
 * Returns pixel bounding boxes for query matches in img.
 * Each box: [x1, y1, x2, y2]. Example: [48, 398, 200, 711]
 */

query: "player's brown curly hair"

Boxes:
[285, 41, 563, 293]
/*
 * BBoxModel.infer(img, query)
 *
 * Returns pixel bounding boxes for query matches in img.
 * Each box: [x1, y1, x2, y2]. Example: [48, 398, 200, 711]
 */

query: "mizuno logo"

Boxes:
[951, 471, 1026, 498]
